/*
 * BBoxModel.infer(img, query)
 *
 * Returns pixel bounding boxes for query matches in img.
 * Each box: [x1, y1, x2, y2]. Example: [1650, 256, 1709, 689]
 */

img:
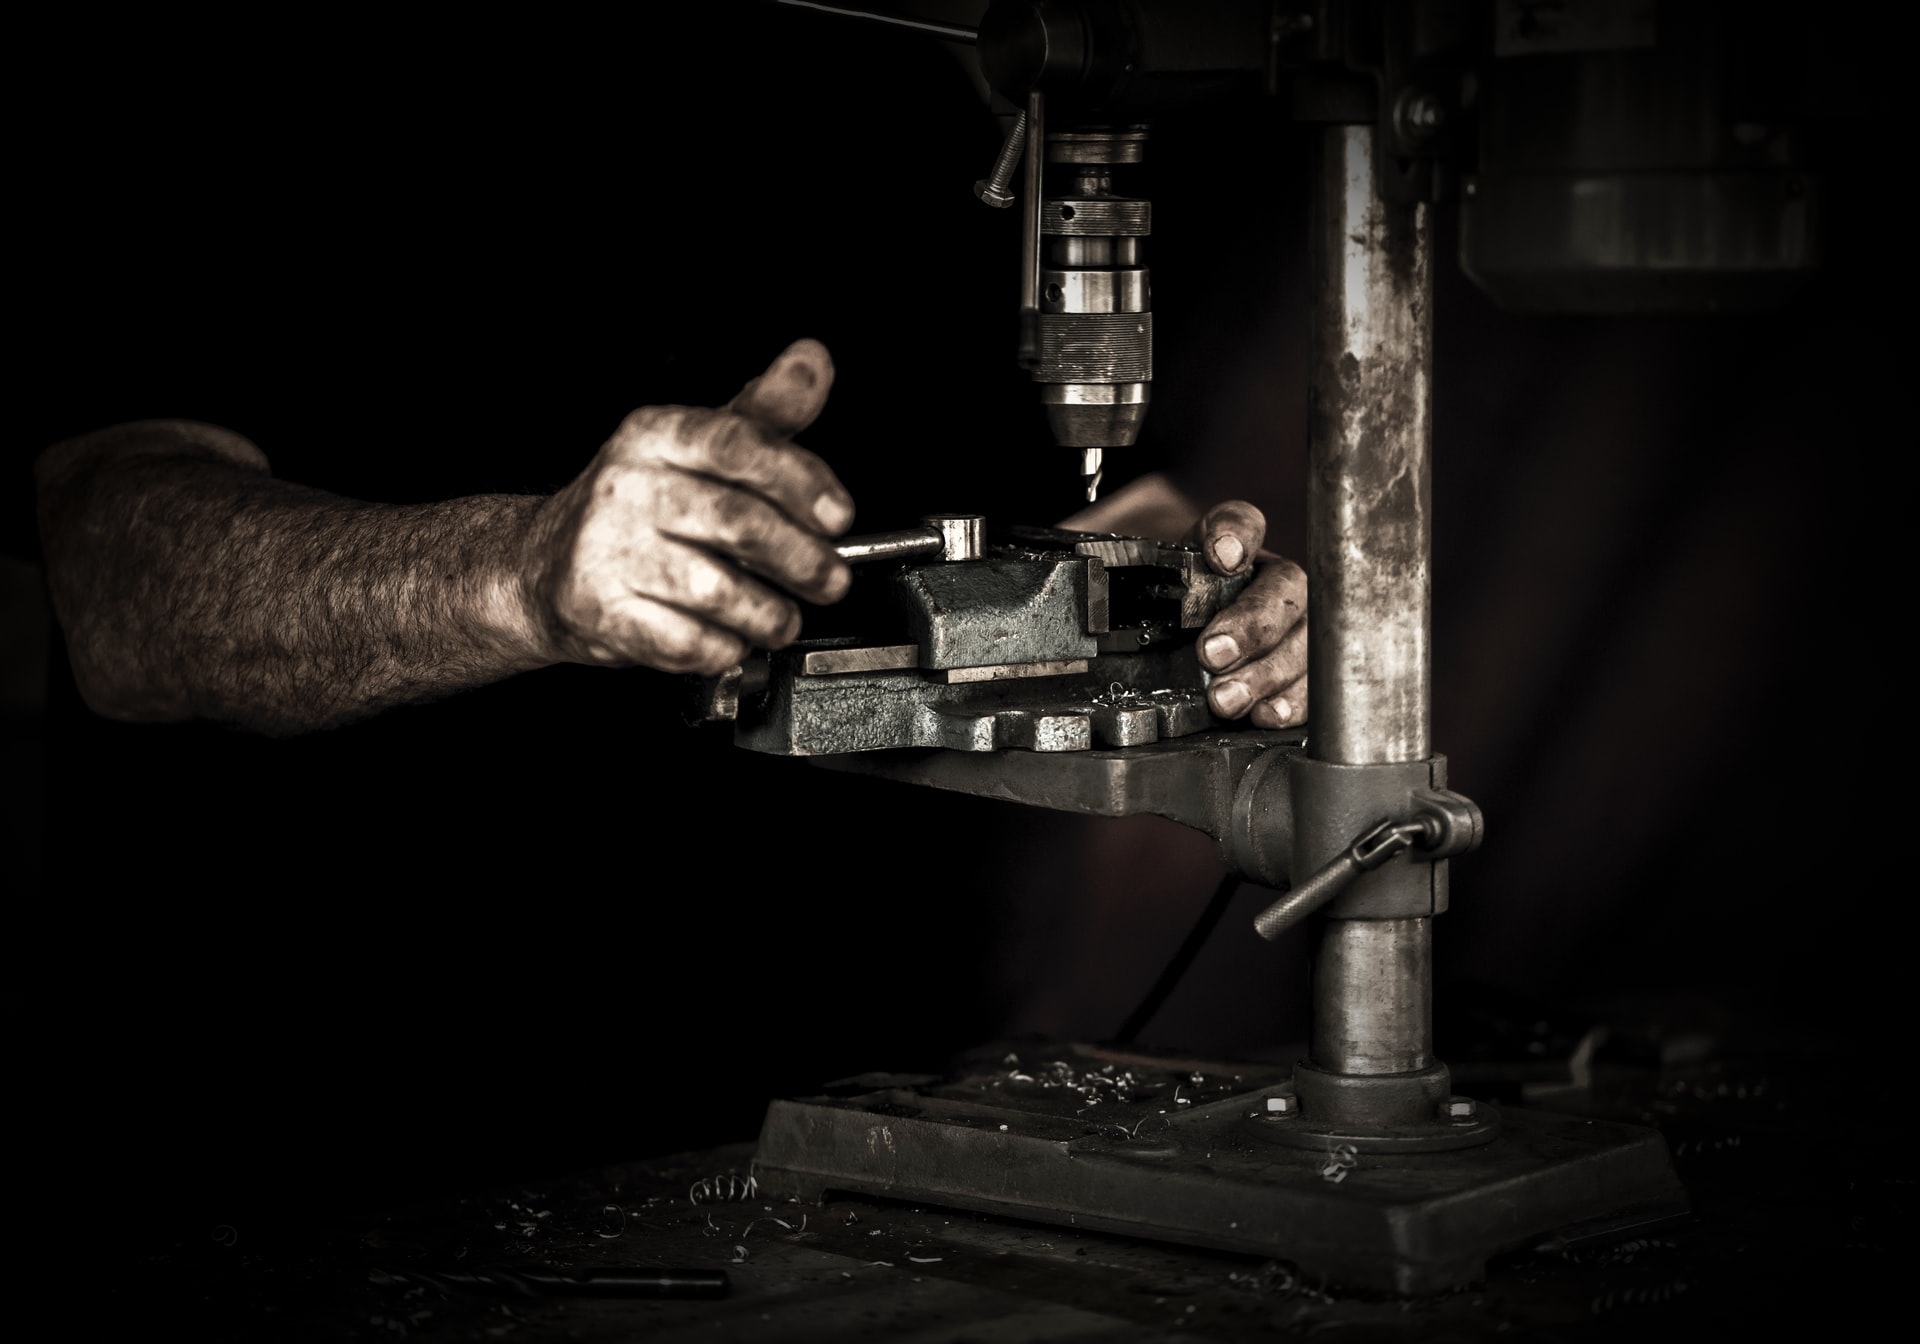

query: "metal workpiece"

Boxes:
[1307, 123, 1433, 768]
[1312, 917, 1434, 1077]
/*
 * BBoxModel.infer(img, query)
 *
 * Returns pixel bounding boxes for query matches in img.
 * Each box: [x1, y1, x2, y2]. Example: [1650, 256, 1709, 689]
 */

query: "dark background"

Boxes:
[11, 1, 1895, 1249]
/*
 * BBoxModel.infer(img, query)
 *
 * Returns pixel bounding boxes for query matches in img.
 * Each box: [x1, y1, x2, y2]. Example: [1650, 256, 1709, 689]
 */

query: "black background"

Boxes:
[14, 1, 1896, 1246]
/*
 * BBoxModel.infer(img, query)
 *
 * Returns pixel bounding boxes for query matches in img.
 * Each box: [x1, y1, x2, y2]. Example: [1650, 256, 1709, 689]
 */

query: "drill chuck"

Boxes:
[1031, 128, 1151, 500]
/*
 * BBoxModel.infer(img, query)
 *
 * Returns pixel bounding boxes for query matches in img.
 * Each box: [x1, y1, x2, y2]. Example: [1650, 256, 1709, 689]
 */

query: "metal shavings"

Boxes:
[1090, 681, 1139, 707]
[1320, 1142, 1359, 1184]
[731, 1245, 749, 1263]
[741, 1214, 808, 1238]
[595, 1204, 626, 1240]
[907, 1255, 944, 1263]
[1002, 1058, 1146, 1105]
[689, 1172, 758, 1205]
[1590, 1280, 1688, 1314]
[867, 1261, 895, 1267]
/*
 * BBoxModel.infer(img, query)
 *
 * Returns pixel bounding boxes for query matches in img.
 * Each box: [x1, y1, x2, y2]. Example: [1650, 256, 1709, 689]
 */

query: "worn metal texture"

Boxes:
[898, 557, 1098, 670]
[752, 1043, 1687, 1296]
[736, 642, 1221, 757]
[819, 729, 1304, 849]
[1307, 123, 1433, 768]
[732, 529, 1248, 759]
[1312, 918, 1435, 1077]
[1291, 756, 1450, 921]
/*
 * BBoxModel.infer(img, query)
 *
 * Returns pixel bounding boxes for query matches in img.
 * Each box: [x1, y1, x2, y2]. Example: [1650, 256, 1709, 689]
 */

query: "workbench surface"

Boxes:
[108, 1031, 1901, 1341]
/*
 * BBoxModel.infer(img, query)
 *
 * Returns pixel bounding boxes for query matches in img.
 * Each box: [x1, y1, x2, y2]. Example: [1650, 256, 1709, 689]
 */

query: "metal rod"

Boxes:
[1017, 90, 1045, 368]
[1304, 124, 1436, 1078]
[772, 0, 977, 43]
[836, 529, 943, 563]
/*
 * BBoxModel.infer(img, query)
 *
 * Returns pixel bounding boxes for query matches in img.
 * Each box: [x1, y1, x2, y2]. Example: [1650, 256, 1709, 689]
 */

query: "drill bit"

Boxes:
[1081, 447, 1104, 502]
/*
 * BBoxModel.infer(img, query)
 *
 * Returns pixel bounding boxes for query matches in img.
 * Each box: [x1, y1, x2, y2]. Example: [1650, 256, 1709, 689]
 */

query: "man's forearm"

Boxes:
[37, 423, 550, 733]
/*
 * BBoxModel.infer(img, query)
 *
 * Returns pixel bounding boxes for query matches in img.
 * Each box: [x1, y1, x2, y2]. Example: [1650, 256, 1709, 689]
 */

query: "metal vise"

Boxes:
[697, 515, 1248, 757]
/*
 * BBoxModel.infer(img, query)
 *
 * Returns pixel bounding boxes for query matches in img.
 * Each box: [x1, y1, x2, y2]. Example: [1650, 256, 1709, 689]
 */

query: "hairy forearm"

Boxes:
[37, 421, 550, 733]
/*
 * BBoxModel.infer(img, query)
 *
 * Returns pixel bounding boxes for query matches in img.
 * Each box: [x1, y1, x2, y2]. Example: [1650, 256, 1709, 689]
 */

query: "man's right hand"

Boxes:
[524, 339, 855, 676]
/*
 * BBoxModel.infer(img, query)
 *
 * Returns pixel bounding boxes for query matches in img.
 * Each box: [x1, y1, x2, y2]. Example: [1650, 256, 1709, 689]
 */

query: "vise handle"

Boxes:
[835, 515, 983, 564]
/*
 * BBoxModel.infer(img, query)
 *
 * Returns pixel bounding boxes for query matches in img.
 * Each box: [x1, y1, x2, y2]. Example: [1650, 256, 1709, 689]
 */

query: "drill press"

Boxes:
[731, 0, 1821, 1291]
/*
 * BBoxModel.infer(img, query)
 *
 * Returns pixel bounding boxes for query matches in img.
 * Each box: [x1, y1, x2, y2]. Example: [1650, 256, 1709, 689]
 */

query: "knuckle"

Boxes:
[612, 405, 675, 458]
[698, 411, 759, 472]
[649, 620, 707, 669]
[709, 486, 766, 541]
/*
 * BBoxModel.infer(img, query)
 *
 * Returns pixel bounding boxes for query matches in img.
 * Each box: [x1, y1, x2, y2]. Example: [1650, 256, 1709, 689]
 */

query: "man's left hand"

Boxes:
[1190, 500, 1308, 729]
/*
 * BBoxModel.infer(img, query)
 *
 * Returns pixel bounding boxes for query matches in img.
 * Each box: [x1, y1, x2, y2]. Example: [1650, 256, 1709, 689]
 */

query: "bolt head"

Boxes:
[1265, 1094, 1299, 1116]
[973, 180, 1015, 208]
[1445, 1097, 1477, 1121]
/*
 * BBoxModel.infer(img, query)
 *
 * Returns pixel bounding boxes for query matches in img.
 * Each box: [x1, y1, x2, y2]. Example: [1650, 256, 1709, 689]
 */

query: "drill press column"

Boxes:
[1305, 124, 1437, 1089]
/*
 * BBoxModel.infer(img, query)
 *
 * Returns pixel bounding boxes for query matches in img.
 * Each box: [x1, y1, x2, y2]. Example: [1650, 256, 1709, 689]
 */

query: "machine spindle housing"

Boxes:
[1035, 127, 1151, 498]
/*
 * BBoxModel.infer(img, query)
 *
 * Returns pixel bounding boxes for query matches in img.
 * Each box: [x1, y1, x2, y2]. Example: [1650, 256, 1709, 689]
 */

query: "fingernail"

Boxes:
[1213, 536, 1245, 572]
[1202, 634, 1239, 669]
[818, 560, 851, 602]
[1269, 697, 1294, 724]
[1213, 680, 1251, 716]
[815, 493, 853, 533]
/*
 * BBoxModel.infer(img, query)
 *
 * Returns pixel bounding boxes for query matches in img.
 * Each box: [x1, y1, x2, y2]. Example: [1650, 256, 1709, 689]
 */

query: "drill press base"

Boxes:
[752, 1043, 1686, 1295]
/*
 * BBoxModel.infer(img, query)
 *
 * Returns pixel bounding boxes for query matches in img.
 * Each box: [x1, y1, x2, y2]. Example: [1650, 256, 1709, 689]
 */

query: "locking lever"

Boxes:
[1251, 788, 1483, 941]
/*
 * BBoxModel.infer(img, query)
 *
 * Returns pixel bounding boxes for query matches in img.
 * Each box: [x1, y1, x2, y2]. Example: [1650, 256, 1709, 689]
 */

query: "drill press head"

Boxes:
[1032, 128, 1151, 501]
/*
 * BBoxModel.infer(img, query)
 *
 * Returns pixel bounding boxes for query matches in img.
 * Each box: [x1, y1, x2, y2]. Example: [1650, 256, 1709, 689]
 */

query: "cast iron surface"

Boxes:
[751, 1044, 1684, 1296]
[106, 1019, 1901, 1340]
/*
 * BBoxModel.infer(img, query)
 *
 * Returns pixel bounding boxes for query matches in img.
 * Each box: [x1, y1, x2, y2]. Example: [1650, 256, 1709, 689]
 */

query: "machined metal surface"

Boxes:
[1026, 126, 1153, 496]
[1312, 919, 1434, 1076]
[1308, 123, 1433, 768]
[1296, 122, 1456, 1140]
[752, 1044, 1688, 1296]
[836, 513, 984, 564]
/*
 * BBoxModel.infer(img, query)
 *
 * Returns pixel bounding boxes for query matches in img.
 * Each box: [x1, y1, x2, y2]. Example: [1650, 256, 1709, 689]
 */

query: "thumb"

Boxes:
[1191, 500, 1267, 577]
[727, 338, 836, 434]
